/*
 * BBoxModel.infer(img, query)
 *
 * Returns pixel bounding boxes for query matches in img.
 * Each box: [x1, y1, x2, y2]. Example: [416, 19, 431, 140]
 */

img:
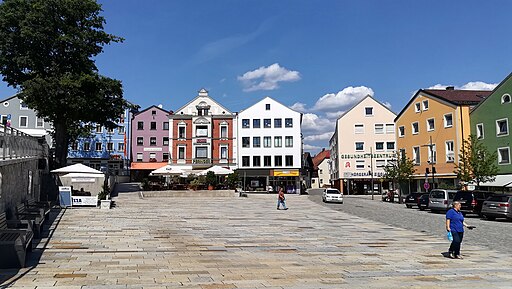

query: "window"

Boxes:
[163, 137, 169, 146]
[253, 119, 260, 128]
[196, 147, 208, 158]
[374, 124, 384, 134]
[150, 122, 157, 130]
[427, 118, 435, 131]
[496, 119, 509, 136]
[264, 119, 271, 128]
[442, 114, 453, 128]
[376, 160, 386, 168]
[428, 144, 437, 164]
[399, 148, 406, 160]
[151, 110, 156, 115]
[35, 117, 44, 128]
[398, 126, 405, 137]
[242, 119, 250, 128]
[196, 125, 208, 137]
[274, 118, 282, 128]
[422, 100, 429, 110]
[355, 142, 364, 151]
[70, 142, 78, 150]
[285, 155, 293, 166]
[275, 156, 282, 166]
[498, 147, 510, 164]
[137, 121, 143, 130]
[285, 136, 293, 147]
[285, 118, 293, 127]
[264, 156, 271, 166]
[19, 116, 28, 127]
[107, 142, 114, 151]
[84, 142, 90, 151]
[253, 137, 261, 148]
[354, 124, 364, 134]
[364, 107, 373, 116]
[266, 104, 271, 110]
[163, 122, 169, 130]
[178, 146, 185, 159]
[242, 137, 250, 148]
[264, 136, 271, 148]
[253, 156, 261, 167]
[502, 94, 511, 104]
[136, 153, 143, 162]
[118, 126, 125, 134]
[149, 137, 157, 146]
[413, 146, 420, 164]
[118, 143, 124, 152]
[95, 124, 102, 133]
[220, 146, 228, 160]
[356, 160, 365, 169]
[446, 141, 455, 162]
[375, 142, 384, 151]
[95, 143, 102, 151]
[137, 137, 143, 146]
[220, 125, 228, 139]
[387, 142, 395, 150]
[242, 156, 250, 167]
[385, 124, 394, 134]
[163, 153, 169, 161]
[414, 103, 421, 112]
[412, 122, 419, 134]
[274, 136, 282, 147]
[106, 127, 114, 134]
[149, 153, 156, 161]
[178, 126, 186, 139]
[20, 101, 29, 110]
[476, 123, 484, 139]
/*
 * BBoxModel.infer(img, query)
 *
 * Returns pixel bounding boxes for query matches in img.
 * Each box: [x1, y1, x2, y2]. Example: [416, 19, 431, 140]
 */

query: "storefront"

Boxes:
[239, 169, 302, 194]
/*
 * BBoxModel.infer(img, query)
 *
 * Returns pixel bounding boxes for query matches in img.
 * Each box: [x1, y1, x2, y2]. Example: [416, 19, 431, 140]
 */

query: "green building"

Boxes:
[470, 73, 512, 190]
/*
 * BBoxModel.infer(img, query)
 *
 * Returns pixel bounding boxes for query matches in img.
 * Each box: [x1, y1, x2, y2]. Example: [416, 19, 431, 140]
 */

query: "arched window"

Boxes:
[502, 94, 511, 104]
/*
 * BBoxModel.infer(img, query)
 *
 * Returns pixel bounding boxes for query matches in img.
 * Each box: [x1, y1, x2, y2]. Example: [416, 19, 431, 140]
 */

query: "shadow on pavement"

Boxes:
[111, 182, 141, 198]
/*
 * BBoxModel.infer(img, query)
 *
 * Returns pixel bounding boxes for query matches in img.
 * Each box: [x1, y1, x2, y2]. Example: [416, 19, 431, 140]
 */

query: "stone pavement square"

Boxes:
[1, 192, 512, 288]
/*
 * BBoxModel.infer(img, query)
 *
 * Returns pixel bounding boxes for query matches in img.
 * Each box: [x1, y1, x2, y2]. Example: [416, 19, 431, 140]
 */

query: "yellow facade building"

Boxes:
[395, 88, 491, 191]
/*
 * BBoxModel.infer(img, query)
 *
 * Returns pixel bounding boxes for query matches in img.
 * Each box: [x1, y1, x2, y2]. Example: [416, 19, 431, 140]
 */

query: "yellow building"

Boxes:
[395, 87, 491, 192]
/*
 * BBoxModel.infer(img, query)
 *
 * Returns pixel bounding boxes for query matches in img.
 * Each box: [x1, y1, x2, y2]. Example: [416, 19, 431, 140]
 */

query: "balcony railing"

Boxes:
[0, 124, 45, 161]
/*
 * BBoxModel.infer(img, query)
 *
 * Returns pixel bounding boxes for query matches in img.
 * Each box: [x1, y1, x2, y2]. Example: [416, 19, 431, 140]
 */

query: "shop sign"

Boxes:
[340, 153, 394, 159]
[343, 171, 385, 178]
[144, 147, 162, 152]
[196, 139, 207, 143]
[273, 169, 299, 177]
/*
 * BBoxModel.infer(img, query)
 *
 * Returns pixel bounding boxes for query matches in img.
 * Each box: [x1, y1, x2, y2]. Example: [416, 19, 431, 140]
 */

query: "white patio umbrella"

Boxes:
[197, 165, 234, 176]
[51, 163, 103, 174]
[150, 164, 187, 176]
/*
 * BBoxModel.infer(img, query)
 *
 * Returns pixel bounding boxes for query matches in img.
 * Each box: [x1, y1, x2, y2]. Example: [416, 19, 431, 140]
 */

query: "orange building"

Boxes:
[395, 87, 490, 192]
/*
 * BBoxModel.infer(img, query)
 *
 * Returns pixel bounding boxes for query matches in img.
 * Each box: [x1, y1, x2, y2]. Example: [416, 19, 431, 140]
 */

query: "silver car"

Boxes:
[481, 194, 512, 221]
[428, 189, 457, 212]
[322, 188, 343, 203]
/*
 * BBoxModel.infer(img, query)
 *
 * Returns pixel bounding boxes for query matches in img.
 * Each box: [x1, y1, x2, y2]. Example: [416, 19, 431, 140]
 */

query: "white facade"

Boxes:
[330, 95, 397, 194]
[237, 97, 302, 193]
[312, 158, 330, 189]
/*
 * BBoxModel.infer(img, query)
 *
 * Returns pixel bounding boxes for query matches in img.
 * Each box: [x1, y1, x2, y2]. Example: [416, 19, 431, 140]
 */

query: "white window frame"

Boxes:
[502, 94, 511, 104]
[496, 118, 509, 137]
[263, 136, 271, 148]
[476, 123, 484, 139]
[19, 116, 28, 128]
[220, 145, 228, 162]
[376, 159, 386, 168]
[95, 124, 102, 133]
[355, 160, 365, 170]
[354, 124, 364, 134]
[422, 100, 429, 111]
[414, 103, 421, 113]
[427, 144, 437, 164]
[35, 117, 44, 128]
[413, 146, 420, 165]
[365, 107, 374, 116]
[375, 142, 384, 151]
[285, 136, 293, 147]
[443, 113, 453, 128]
[445, 141, 455, 162]
[412, 122, 419, 135]
[386, 142, 395, 151]
[398, 126, 405, 137]
[427, 118, 435, 131]
[220, 125, 228, 139]
[385, 124, 394, 134]
[178, 146, 186, 161]
[95, 142, 102, 151]
[274, 136, 282, 148]
[355, 142, 364, 152]
[117, 143, 124, 152]
[178, 124, 186, 139]
[136, 153, 143, 162]
[498, 147, 511, 165]
[374, 124, 384, 134]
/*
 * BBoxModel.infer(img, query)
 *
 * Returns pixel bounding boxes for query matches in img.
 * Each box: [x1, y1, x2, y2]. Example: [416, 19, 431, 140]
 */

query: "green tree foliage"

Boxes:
[455, 135, 498, 188]
[205, 171, 217, 186]
[0, 0, 135, 168]
[225, 170, 240, 189]
[384, 152, 416, 201]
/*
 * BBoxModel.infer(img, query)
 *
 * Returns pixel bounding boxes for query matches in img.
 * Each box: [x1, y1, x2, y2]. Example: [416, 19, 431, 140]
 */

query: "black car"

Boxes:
[418, 193, 429, 211]
[405, 192, 424, 208]
[453, 190, 495, 216]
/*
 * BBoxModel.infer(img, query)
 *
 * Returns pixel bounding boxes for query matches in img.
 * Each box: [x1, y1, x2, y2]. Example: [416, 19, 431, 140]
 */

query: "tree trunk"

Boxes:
[54, 121, 69, 169]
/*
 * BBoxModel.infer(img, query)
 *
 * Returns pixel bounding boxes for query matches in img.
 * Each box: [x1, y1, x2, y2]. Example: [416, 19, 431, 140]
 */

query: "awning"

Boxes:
[130, 162, 167, 170]
[471, 175, 512, 188]
[61, 173, 105, 178]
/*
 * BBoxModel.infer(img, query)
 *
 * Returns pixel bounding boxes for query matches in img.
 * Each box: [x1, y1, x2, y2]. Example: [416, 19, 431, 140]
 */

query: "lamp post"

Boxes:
[369, 147, 374, 200]
[422, 136, 436, 192]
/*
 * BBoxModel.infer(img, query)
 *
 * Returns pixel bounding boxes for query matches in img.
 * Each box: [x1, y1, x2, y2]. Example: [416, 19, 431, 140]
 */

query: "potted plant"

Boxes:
[98, 184, 111, 209]
[205, 171, 217, 190]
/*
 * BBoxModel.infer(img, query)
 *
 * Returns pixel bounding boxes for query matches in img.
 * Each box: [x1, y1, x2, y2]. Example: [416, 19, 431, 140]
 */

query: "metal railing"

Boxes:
[0, 124, 45, 160]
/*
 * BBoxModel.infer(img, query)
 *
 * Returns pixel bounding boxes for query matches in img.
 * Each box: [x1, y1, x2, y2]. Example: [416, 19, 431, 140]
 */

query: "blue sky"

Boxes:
[1, 0, 511, 154]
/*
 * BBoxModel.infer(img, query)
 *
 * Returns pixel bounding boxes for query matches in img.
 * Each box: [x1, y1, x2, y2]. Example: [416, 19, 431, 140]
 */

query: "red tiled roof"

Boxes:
[422, 89, 491, 105]
[312, 149, 330, 169]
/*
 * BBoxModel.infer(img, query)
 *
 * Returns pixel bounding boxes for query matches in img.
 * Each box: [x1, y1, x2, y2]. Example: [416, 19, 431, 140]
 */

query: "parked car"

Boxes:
[405, 192, 424, 208]
[429, 189, 457, 212]
[453, 190, 495, 216]
[322, 188, 344, 203]
[418, 193, 429, 211]
[481, 194, 512, 221]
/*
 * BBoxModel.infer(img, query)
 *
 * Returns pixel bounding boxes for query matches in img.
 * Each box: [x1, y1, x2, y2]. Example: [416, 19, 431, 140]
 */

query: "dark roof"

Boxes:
[312, 149, 330, 169]
[422, 89, 491, 105]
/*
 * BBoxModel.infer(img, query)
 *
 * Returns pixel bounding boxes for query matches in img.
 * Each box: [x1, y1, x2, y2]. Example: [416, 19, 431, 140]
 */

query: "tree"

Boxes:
[455, 135, 498, 189]
[384, 152, 416, 203]
[0, 0, 134, 168]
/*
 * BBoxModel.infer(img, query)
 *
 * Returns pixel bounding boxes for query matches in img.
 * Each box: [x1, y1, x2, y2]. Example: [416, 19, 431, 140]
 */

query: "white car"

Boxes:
[322, 188, 344, 203]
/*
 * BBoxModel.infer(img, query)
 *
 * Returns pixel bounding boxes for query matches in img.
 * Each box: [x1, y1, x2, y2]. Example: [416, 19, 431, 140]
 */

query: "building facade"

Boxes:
[168, 89, 237, 172]
[237, 97, 303, 194]
[311, 148, 330, 189]
[130, 105, 170, 179]
[395, 88, 490, 192]
[330, 95, 396, 194]
[470, 73, 512, 190]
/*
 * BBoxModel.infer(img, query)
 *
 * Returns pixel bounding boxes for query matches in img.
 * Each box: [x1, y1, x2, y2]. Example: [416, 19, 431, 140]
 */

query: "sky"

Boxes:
[1, 0, 511, 155]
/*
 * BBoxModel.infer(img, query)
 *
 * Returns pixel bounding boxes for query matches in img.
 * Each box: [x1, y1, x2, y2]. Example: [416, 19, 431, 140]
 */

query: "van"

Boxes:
[429, 189, 457, 212]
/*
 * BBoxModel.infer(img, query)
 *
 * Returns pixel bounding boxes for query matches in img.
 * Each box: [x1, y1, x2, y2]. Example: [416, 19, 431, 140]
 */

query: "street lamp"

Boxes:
[369, 147, 374, 200]
[422, 136, 436, 192]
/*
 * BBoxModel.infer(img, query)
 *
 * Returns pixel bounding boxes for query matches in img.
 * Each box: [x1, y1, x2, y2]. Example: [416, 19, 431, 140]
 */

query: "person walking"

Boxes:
[446, 201, 473, 259]
[277, 187, 288, 210]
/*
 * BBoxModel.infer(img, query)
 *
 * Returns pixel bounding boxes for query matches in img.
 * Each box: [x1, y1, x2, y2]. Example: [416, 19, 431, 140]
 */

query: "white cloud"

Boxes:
[290, 102, 307, 113]
[325, 110, 345, 119]
[304, 144, 323, 151]
[238, 63, 301, 92]
[301, 113, 335, 135]
[428, 81, 497, 91]
[312, 86, 374, 112]
[304, 132, 333, 142]
[383, 101, 392, 109]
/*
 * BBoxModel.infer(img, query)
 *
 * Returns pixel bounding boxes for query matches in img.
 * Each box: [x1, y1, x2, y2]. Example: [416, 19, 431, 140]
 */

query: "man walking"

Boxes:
[277, 187, 288, 210]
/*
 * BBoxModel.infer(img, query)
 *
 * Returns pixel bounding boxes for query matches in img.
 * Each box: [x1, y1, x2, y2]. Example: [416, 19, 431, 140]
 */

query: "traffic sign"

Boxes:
[423, 182, 430, 190]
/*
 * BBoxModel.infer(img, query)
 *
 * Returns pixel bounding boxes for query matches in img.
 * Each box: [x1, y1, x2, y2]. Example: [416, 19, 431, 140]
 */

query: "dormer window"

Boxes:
[502, 94, 511, 104]
[365, 107, 373, 116]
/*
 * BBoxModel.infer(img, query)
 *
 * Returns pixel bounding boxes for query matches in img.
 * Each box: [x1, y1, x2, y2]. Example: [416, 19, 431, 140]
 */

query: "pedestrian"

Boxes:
[446, 201, 473, 259]
[267, 184, 273, 194]
[277, 187, 288, 210]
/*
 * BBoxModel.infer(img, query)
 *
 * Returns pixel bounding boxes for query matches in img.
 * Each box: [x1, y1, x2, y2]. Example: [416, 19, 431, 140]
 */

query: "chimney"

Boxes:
[446, 86, 455, 90]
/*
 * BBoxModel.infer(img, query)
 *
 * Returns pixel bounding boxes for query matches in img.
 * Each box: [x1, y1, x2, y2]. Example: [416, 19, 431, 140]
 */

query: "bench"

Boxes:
[25, 197, 51, 220]
[0, 212, 33, 268]
[15, 203, 44, 238]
